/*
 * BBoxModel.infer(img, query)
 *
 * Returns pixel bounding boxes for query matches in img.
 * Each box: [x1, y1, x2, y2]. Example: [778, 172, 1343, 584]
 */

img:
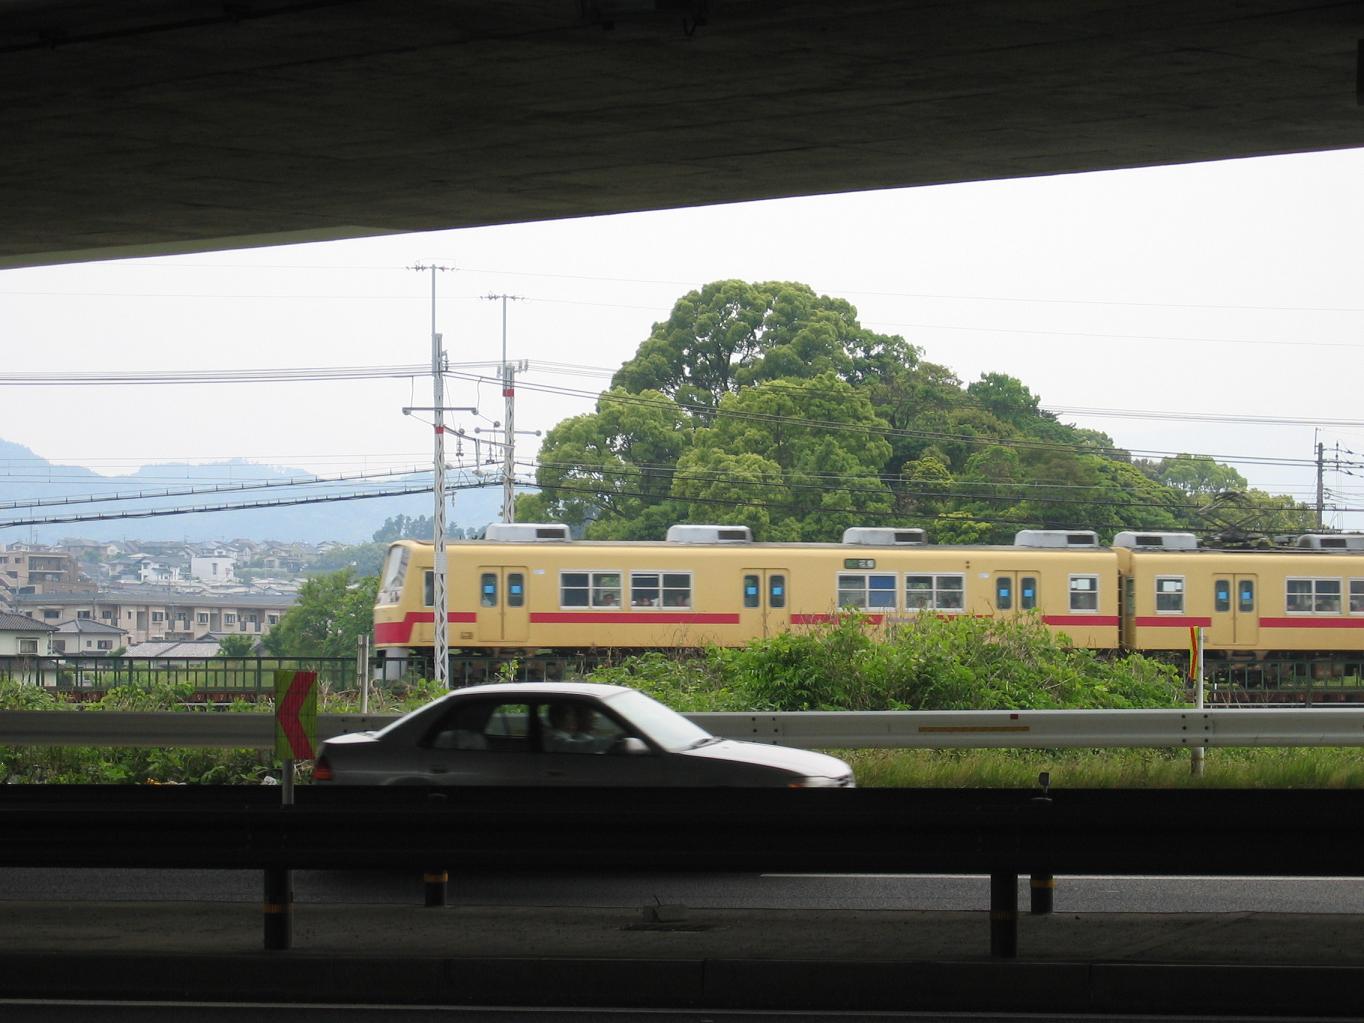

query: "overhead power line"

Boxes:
[0, 478, 499, 531]
[463, 370, 1328, 470]
[0, 465, 435, 512]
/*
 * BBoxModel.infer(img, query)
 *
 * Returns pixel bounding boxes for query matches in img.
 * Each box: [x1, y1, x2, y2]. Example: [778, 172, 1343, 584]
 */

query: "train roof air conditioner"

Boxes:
[842, 527, 927, 546]
[1013, 530, 1100, 549]
[483, 523, 571, 542]
[1112, 531, 1199, 550]
[665, 524, 752, 544]
[1295, 534, 1364, 550]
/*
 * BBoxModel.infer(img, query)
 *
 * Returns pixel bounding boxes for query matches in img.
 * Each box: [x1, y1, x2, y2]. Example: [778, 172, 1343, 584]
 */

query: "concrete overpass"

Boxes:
[4, 0, 1363, 268]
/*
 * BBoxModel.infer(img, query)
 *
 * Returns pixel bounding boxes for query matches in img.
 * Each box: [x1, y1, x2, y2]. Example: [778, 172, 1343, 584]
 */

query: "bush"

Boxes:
[591, 613, 1184, 712]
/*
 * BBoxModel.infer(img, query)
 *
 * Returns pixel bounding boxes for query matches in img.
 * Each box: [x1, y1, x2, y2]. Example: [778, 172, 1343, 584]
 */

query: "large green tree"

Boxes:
[525, 279, 1294, 543]
[612, 280, 918, 412]
[263, 569, 378, 659]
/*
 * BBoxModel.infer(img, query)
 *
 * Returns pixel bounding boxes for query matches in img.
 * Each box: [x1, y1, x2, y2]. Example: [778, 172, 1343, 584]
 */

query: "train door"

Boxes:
[740, 568, 789, 639]
[1211, 574, 1258, 646]
[992, 571, 1039, 616]
[476, 566, 530, 644]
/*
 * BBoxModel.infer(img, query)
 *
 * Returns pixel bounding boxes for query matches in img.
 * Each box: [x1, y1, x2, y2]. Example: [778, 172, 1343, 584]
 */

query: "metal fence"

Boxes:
[0, 655, 363, 700]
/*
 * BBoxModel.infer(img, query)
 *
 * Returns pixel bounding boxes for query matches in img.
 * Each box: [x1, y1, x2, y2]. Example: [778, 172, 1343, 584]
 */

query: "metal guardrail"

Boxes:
[4, 784, 1364, 963]
[4, 707, 1364, 749]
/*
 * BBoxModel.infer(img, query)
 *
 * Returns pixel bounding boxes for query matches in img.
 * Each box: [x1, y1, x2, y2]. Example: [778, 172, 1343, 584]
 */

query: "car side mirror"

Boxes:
[612, 736, 650, 756]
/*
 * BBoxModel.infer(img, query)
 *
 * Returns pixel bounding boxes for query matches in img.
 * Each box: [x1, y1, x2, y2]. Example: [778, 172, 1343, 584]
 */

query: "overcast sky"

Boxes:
[4, 145, 1364, 532]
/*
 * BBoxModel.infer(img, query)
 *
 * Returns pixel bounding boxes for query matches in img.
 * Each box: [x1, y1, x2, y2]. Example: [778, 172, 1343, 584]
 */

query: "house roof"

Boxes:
[54, 619, 128, 635]
[15, 587, 296, 609]
[127, 639, 223, 657]
[0, 611, 56, 633]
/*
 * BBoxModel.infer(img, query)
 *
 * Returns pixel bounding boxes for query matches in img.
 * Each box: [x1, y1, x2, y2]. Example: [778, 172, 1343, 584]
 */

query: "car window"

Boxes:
[426, 700, 530, 753]
[602, 689, 711, 751]
[537, 701, 628, 754]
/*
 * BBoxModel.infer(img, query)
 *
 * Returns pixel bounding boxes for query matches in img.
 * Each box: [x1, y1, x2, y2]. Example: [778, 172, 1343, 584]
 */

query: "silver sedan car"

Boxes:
[314, 682, 854, 787]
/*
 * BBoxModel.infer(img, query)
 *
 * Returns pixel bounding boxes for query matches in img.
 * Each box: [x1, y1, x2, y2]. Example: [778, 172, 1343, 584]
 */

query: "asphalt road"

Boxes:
[2, 867, 1362, 915]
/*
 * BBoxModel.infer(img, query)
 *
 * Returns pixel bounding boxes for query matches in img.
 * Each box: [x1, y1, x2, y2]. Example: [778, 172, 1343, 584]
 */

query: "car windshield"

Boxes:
[602, 689, 714, 751]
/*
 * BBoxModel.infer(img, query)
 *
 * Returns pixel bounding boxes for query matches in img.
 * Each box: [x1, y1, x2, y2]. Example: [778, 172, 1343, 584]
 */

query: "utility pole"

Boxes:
[484, 294, 523, 523]
[414, 264, 452, 689]
[1316, 439, 1325, 530]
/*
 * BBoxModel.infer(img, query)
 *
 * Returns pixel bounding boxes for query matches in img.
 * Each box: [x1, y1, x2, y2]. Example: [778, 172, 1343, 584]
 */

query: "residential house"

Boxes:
[0, 544, 81, 592]
[51, 618, 128, 655]
[189, 555, 236, 584]
[0, 611, 57, 656]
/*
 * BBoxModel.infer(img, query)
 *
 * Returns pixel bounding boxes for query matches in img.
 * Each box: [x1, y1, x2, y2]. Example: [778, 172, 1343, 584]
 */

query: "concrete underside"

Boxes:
[4, 0, 1364, 267]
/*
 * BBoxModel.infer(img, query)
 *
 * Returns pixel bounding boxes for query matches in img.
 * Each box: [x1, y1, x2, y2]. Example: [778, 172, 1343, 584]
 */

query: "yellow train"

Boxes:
[373, 524, 1364, 688]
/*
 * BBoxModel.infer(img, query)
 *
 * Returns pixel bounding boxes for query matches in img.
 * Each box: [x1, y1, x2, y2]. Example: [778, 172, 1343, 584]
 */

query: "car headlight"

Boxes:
[789, 774, 855, 788]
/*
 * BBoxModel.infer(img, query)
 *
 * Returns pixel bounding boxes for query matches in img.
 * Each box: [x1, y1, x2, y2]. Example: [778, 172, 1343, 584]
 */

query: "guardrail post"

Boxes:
[1029, 873, 1054, 914]
[989, 872, 1018, 958]
[263, 866, 292, 950]
[424, 869, 449, 907]
[1029, 772, 1054, 915]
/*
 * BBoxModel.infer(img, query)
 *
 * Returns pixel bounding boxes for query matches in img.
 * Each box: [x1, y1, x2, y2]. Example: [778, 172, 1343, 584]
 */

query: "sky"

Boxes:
[4, 145, 1364, 533]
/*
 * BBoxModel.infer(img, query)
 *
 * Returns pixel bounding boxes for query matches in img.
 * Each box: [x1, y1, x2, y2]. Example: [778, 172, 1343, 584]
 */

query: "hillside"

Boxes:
[0, 439, 507, 544]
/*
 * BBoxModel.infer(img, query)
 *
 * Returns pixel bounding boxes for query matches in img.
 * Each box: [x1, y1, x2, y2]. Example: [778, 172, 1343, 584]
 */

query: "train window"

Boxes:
[769, 575, 787, 609]
[378, 546, 410, 605]
[423, 570, 434, 608]
[1155, 576, 1184, 613]
[1351, 580, 1364, 613]
[507, 573, 525, 608]
[1286, 579, 1312, 612]
[1315, 579, 1341, 613]
[1214, 580, 1231, 613]
[995, 577, 1012, 611]
[1069, 575, 1099, 612]
[592, 573, 623, 607]
[631, 571, 691, 608]
[560, 571, 622, 607]
[906, 574, 964, 611]
[1020, 577, 1038, 611]
[1287, 577, 1341, 614]
[837, 573, 897, 610]
[1239, 580, 1255, 612]
[480, 573, 498, 607]
[743, 575, 760, 608]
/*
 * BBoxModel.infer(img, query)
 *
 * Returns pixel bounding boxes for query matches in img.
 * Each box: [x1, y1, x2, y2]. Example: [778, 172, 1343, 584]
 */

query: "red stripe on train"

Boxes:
[1041, 615, 1120, 627]
[1133, 617, 1212, 628]
[373, 610, 477, 645]
[1259, 617, 1364, 629]
[530, 612, 741, 624]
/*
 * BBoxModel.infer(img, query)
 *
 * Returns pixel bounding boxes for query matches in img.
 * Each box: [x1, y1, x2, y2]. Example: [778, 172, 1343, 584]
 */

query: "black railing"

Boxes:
[0, 655, 364, 699]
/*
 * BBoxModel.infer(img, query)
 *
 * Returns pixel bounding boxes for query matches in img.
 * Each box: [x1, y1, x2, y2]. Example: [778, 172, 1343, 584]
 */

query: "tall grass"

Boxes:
[844, 747, 1364, 788]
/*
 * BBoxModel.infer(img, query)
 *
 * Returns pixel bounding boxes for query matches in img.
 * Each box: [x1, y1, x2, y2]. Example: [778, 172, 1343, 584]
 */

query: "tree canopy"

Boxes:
[262, 568, 378, 659]
[522, 279, 1312, 543]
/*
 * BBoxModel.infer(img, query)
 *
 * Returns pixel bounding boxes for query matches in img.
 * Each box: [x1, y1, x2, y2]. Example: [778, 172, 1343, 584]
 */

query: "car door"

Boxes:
[475, 566, 530, 644]
[417, 698, 540, 785]
[992, 570, 1039, 617]
[1211, 573, 1258, 646]
[739, 568, 790, 638]
[533, 700, 671, 786]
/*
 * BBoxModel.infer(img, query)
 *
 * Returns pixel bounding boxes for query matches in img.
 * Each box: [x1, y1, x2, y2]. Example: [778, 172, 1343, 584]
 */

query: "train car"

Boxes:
[372, 523, 1122, 676]
[1117, 531, 1364, 667]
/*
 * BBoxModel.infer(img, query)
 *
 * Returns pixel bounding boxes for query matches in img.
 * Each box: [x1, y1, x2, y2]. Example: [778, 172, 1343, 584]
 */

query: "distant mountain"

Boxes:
[0, 439, 510, 544]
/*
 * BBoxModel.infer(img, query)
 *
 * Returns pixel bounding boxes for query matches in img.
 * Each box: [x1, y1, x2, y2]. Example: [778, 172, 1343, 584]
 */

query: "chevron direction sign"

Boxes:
[274, 670, 318, 761]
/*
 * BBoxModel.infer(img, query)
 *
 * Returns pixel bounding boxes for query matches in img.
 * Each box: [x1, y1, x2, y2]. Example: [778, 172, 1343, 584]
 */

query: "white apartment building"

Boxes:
[14, 587, 296, 646]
